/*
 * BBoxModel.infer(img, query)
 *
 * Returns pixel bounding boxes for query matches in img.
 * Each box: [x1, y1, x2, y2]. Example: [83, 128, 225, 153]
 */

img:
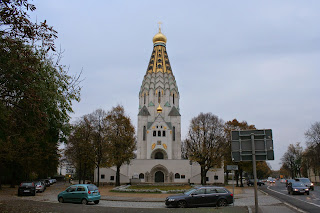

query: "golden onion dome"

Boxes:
[153, 22, 167, 44]
[157, 104, 163, 113]
[153, 32, 167, 43]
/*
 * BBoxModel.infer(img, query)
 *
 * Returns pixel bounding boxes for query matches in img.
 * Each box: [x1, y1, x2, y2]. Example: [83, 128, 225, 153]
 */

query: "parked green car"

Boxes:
[58, 184, 101, 205]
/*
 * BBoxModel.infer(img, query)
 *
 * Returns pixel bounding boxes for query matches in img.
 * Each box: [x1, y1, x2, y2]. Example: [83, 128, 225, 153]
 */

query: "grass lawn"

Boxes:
[128, 185, 192, 191]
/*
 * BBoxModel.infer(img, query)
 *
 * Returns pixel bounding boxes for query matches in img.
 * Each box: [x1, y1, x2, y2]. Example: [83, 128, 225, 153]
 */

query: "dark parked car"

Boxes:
[18, 181, 36, 196]
[247, 179, 265, 186]
[40, 179, 50, 187]
[57, 184, 101, 205]
[295, 178, 314, 191]
[287, 182, 309, 195]
[165, 186, 233, 208]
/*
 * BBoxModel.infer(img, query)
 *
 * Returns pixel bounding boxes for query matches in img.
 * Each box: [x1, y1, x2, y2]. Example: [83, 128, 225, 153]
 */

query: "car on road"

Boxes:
[295, 178, 314, 191]
[285, 179, 295, 187]
[40, 179, 51, 187]
[34, 181, 46, 193]
[287, 182, 309, 195]
[18, 181, 36, 196]
[247, 179, 265, 186]
[58, 184, 101, 205]
[165, 186, 233, 208]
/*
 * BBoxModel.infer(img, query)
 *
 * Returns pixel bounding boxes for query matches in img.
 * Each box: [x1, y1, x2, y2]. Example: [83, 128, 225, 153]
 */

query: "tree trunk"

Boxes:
[10, 170, 16, 188]
[116, 165, 121, 186]
[200, 166, 207, 185]
[97, 165, 100, 187]
[225, 171, 229, 185]
[240, 168, 244, 187]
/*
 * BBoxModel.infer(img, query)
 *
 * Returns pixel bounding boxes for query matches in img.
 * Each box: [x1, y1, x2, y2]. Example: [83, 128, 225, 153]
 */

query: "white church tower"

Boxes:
[136, 24, 182, 160]
[96, 25, 224, 184]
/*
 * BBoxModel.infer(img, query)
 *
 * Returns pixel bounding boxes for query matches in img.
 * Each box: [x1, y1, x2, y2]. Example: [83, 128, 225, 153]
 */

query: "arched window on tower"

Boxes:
[155, 152, 164, 159]
[144, 93, 146, 105]
[175, 173, 180, 179]
[173, 93, 175, 105]
[143, 126, 146, 141]
[158, 91, 161, 103]
[173, 126, 176, 141]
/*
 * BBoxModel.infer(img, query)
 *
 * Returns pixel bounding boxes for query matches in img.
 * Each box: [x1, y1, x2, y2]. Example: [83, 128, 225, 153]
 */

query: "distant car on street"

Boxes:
[58, 184, 101, 205]
[286, 179, 296, 187]
[18, 181, 36, 196]
[287, 182, 309, 195]
[295, 178, 314, 191]
[247, 179, 265, 186]
[165, 186, 233, 208]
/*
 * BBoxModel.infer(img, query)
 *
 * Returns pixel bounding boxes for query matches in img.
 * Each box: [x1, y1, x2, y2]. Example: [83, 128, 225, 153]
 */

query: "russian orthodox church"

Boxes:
[96, 25, 224, 184]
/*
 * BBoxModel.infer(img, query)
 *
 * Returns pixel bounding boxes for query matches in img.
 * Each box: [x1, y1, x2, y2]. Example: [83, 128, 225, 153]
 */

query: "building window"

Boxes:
[181, 175, 185, 179]
[139, 173, 144, 179]
[158, 64, 162, 68]
[158, 59, 162, 63]
[110, 176, 114, 181]
[101, 174, 105, 179]
[158, 131, 161, 137]
[153, 131, 156, 137]
[143, 126, 146, 141]
[175, 173, 180, 179]
[158, 91, 161, 103]
[173, 94, 175, 105]
[163, 131, 166, 137]
[206, 177, 209, 182]
[144, 93, 146, 105]
[214, 175, 218, 180]
[173, 126, 175, 141]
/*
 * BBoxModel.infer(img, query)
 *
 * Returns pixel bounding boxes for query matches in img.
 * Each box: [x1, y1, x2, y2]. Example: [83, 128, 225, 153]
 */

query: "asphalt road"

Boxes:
[259, 180, 320, 213]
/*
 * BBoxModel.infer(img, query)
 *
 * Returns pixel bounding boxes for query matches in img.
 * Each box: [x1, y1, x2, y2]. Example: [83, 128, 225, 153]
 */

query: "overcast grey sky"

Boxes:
[32, 0, 320, 170]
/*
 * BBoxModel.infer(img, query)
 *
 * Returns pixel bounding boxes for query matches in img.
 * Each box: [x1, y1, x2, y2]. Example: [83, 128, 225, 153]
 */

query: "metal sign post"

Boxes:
[227, 165, 238, 207]
[251, 133, 259, 213]
[231, 129, 274, 213]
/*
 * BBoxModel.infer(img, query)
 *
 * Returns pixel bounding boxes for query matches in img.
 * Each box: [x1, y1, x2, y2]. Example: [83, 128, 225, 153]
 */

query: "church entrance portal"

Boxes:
[155, 171, 164, 182]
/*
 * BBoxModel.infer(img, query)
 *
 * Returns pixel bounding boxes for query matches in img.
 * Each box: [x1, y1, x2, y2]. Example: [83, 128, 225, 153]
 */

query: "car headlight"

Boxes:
[305, 188, 309, 191]
[311, 183, 314, 186]
[168, 198, 175, 202]
[294, 189, 298, 191]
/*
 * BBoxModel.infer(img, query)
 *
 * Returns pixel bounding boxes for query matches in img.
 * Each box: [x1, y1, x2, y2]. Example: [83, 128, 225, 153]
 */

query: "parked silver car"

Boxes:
[34, 181, 46, 193]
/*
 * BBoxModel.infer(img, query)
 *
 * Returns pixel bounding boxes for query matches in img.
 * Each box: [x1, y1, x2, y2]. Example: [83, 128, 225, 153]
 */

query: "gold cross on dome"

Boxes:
[158, 21, 162, 32]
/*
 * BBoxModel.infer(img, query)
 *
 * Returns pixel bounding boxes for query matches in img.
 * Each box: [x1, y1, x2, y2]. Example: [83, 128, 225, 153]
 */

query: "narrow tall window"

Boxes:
[173, 93, 175, 105]
[143, 126, 146, 141]
[173, 126, 176, 141]
[144, 93, 146, 105]
[158, 131, 161, 137]
[158, 91, 161, 103]
[153, 131, 156, 137]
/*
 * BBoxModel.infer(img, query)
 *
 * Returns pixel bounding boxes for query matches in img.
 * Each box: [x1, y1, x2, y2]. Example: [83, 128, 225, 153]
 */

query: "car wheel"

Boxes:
[58, 197, 64, 203]
[94, 200, 99, 204]
[307, 192, 309, 195]
[288, 191, 290, 194]
[312, 188, 314, 191]
[81, 199, 88, 205]
[177, 200, 187, 208]
[217, 199, 228, 207]
[33, 192, 36, 196]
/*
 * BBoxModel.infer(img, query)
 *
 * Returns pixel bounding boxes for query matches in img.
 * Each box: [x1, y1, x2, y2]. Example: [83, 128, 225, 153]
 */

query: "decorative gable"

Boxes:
[138, 106, 151, 116]
[168, 106, 181, 116]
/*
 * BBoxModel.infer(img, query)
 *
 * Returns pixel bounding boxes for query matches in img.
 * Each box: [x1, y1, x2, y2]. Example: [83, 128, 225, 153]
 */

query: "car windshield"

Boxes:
[184, 188, 197, 195]
[299, 179, 310, 183]
[21, 182, 33, 186]
[292, 182, 306, 187]
[87, 185, 98, 191]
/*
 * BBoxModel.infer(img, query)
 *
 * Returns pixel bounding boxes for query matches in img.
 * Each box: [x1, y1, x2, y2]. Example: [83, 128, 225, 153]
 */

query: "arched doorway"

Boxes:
[155, 171, 164, 182]
[150, 149, 168, 159]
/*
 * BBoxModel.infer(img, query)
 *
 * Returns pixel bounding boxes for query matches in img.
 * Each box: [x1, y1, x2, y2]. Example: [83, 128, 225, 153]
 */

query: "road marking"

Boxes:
[267, 186, 320, 208]
[283, 202, 307, 213]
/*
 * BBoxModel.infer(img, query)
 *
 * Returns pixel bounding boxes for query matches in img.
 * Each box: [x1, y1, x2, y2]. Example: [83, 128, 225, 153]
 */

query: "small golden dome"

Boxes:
[157, 104, 163, 113]
[153, 32, 167, 44]
[153, 22, 167, 44]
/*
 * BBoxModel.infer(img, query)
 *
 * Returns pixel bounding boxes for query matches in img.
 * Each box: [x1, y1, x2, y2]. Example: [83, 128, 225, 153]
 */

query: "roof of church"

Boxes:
[139, 25, 179, 96]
